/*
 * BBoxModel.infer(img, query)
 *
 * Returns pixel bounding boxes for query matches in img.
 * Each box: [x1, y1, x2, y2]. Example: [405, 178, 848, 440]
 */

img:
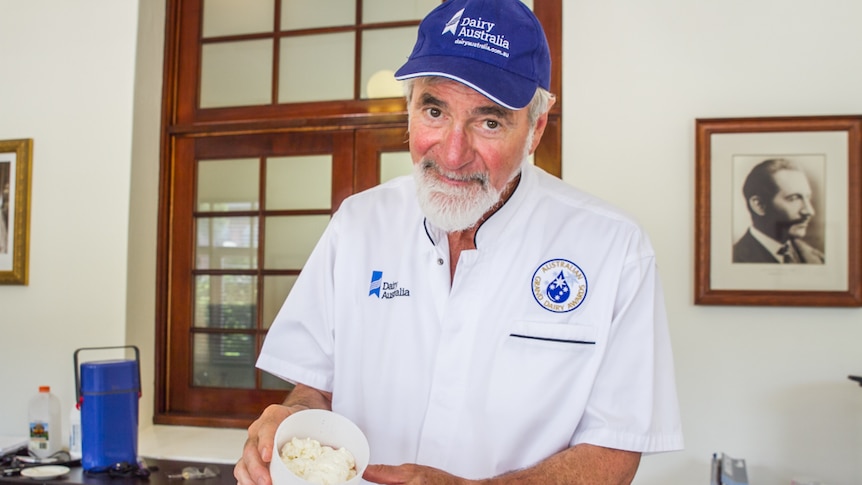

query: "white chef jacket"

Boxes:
[257, 164, 683, 480]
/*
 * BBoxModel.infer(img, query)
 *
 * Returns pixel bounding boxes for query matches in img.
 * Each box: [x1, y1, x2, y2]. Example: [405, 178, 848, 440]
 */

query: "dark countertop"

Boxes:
[0, 457, 234, 485]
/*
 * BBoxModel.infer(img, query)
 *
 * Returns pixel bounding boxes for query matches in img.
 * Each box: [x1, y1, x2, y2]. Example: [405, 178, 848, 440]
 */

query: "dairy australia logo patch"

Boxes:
[531, 259, 588, 313]
[441, 7, 510, 59]
[368, 271, 411, 299]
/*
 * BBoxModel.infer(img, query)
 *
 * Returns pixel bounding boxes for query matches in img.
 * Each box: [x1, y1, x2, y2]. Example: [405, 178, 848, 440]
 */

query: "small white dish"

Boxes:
[271, 409, 369, 485]
[20, 465, 71, 479]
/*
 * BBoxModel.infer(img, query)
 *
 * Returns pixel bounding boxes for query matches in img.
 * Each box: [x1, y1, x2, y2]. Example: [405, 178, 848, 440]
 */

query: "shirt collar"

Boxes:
[749, 226, 784, 259]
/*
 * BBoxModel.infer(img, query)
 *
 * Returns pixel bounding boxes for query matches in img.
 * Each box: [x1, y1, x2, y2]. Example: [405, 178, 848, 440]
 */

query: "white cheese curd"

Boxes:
[280, 437, 357, 485]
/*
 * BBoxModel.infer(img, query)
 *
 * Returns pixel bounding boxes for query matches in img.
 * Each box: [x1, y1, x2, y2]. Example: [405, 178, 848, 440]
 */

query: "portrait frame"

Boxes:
[695, 115, 861, 306]
[0, 138, 33, 285]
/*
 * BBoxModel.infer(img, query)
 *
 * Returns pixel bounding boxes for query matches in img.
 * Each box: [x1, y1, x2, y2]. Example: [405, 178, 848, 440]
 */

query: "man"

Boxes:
[235, 0, 683, 483]
[733, 158, 824, 264]
[0, 183, 8, 254]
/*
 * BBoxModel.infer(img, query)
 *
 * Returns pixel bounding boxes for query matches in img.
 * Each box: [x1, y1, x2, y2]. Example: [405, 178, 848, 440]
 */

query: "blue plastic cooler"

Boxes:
[74, 346, 141, 471]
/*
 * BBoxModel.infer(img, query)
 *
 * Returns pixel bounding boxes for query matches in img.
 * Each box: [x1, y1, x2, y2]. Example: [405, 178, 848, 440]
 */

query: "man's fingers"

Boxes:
[233, 454, 257, 485]
[363, 464, 411, 484]
[254, 404, 294, 462]
[240, 438, 274, 485]
[236, 404, 303, 485]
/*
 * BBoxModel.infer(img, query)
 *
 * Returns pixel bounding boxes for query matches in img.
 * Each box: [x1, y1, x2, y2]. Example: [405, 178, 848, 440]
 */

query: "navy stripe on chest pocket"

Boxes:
[509, 333, 595, 345]
[507, 321, 598, 346]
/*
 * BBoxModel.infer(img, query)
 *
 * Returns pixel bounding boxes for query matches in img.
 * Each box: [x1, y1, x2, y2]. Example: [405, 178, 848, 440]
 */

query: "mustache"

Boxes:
[419, 159, 489, 187]
[780, 216, 811, 227]
[774, 216, 812, 235]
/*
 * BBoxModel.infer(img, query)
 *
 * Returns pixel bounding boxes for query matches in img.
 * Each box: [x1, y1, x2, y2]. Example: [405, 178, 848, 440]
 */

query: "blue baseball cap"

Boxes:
[394, 0, 551, 110]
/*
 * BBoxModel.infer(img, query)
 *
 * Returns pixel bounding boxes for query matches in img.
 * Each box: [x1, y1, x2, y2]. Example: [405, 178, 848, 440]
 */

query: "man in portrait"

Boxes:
[0, 175, 9, 254]
[733, 158, 824, 264]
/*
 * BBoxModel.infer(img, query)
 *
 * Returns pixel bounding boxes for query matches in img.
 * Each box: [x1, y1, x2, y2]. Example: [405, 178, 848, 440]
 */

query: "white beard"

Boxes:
[413, 154, 537, 233]
[413, 160, 502, 232]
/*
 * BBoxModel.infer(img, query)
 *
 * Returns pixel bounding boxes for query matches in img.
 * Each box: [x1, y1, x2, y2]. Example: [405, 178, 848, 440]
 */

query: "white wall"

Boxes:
[2, 1, 861, 484]
[0, 0, 138, 446]
[563, 2, 862, 484]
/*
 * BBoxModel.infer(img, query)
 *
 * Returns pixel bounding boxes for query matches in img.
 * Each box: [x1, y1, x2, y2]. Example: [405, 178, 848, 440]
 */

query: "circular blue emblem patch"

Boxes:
[531, 259, 588, 313]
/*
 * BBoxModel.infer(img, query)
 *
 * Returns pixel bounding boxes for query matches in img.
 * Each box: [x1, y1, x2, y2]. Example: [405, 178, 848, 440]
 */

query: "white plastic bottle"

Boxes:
[69, 404, 82, 460]
[28, 385, 62, 459]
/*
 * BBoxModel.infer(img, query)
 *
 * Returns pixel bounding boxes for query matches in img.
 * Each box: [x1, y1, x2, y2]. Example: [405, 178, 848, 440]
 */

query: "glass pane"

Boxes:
[279, 33, 354, 103]
[361, 27, 416, 99]
[363, 0, 439, 23]
[202, 0, 274, 37]
[196, 217, 258, 270]
[262, 371, 295, 391]
[197, 158, 259, 211]
[280, 0, 354, 30]
[193, 333, 255, 389]
[263, 275, 298, 329]
[194, 275, 258, 329]
[264, 215, 330, 269]
[380, 152, 413, 183]
[201, 39, 272, 108]
[266, 156, 332, 210]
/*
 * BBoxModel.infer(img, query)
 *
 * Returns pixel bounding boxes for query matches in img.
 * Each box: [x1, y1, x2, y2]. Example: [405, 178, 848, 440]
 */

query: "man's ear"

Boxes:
[528, 95, 557, 155]
[748, 195, 766, 216]
[529, 115, 549, 155]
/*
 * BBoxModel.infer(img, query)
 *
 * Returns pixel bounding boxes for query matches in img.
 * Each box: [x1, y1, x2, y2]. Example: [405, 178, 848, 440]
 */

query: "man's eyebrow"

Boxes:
[417, 92, 514, 121]
[474, 105, 513, 121]
[419, 92, 446, 108]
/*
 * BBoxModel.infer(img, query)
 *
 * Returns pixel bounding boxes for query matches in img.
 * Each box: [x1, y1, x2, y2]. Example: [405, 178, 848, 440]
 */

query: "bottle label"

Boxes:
[29, 421, 50, 450]
[70, 423, 81, 450]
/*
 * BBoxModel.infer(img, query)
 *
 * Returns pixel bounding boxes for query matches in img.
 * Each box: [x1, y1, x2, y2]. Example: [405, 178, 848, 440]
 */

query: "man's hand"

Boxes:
[364, 444, 639, 485]
[234, 404, 302, 485]
[364, 463, 475, 485]
[235, 384, 332, 485]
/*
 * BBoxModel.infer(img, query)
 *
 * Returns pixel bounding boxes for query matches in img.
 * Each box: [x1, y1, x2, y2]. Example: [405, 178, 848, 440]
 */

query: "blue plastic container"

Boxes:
[75, 347, 140, 471]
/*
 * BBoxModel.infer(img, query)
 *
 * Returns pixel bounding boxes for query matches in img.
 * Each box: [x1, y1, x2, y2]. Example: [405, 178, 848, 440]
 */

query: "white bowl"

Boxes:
[270, 409, 370, 485]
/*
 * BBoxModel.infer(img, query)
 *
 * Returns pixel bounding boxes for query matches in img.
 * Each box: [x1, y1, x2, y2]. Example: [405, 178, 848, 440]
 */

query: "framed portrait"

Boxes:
[0, 138, 33, 285]
[695, 116, 861, 306]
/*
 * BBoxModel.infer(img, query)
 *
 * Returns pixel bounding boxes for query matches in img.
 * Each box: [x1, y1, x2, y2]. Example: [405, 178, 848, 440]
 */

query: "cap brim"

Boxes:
[394, 56, 538, 110]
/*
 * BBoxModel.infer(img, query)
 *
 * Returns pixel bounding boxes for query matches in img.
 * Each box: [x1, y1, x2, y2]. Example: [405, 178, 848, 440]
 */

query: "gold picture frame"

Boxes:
[0, 138, 33, 285]
[695, 116, 861, 306]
